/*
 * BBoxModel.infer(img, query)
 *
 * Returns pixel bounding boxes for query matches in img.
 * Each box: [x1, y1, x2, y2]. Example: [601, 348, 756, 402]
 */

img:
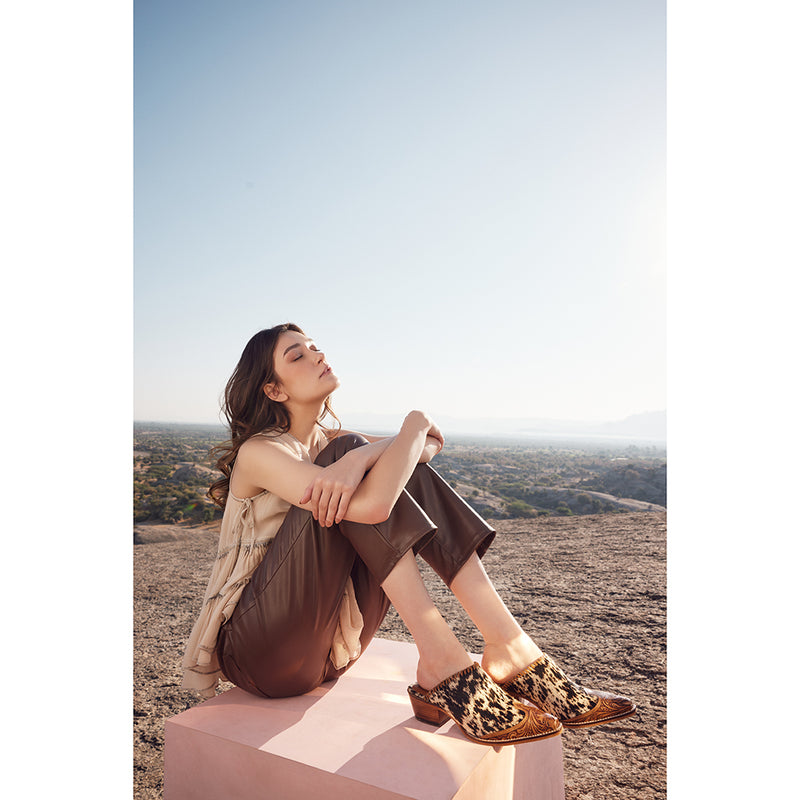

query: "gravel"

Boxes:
[134, 511, 666, 799]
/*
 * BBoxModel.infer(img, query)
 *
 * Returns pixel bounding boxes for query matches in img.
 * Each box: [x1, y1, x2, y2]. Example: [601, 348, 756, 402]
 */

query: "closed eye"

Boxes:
[285, 340, 319, 362]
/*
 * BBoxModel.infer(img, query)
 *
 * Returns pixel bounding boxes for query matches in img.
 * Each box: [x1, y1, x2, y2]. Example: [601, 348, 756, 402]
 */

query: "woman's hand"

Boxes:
[403, 409, 436, 434]
[296, 412, 442, 526]
[426, 420, 444, 453]
[404, 411, 444, 460]
[299, 449, 369, 527]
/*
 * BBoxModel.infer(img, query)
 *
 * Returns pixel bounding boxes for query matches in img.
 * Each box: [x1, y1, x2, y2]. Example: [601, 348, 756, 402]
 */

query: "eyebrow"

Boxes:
[282, 343, 302, 357]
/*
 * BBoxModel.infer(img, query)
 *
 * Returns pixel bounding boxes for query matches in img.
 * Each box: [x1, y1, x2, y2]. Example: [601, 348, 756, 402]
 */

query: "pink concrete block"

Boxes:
[165, 638, 564, 800]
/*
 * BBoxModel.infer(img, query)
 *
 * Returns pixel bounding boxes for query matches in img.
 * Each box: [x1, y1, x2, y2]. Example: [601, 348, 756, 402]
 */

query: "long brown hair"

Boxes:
[208, 323, 339, 508]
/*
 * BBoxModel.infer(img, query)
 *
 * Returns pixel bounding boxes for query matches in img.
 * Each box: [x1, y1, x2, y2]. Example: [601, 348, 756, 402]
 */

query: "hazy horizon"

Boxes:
[133, 407, 667, 444]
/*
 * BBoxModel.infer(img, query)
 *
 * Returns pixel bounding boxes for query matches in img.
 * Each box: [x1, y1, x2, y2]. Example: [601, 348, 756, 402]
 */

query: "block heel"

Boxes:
[408, 691, 449, 726]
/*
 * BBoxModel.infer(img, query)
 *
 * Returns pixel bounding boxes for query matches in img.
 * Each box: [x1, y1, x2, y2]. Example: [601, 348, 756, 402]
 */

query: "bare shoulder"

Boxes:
[238, 434, 297, 464]
[233, 433, 319, 500]
[235, 436, 295, 486]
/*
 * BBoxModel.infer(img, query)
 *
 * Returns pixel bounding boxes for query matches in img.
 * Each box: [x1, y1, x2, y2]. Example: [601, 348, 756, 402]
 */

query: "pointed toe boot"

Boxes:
[408, 662, 562, 745]
[499, 653, 636, 730]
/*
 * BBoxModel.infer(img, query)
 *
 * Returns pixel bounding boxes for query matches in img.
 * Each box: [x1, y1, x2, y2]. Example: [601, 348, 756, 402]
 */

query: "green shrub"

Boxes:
[504, 499, 537, 518]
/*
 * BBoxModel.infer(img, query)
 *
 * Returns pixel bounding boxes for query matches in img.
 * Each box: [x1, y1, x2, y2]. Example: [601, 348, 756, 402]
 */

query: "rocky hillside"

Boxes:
[134, 511, 665, 799]
[133, 423, 666, 525]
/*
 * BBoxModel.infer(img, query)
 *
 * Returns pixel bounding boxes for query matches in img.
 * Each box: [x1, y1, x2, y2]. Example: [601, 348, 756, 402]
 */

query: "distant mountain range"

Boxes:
[135, 410, 667, 445]
[342, 410, 667, 444]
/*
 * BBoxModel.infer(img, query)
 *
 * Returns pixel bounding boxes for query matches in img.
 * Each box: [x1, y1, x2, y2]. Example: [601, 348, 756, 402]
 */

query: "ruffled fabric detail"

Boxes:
[181, 493, 274, 698]
[181, 428, 365, 698]
[329, 576, 364, 669]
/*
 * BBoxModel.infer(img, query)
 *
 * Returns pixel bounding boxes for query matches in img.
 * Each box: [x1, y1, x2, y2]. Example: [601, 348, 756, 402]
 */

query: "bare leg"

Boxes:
[449, 552, 542, 683]
[382, 550, 541, 687]
[380, 550, 474, 690]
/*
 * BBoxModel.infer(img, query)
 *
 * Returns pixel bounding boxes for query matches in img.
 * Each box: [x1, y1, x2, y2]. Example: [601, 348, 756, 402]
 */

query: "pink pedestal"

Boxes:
[165, 638, 564, 800]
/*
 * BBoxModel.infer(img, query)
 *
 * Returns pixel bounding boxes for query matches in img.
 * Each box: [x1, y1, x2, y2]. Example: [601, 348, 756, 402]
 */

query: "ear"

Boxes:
[263, 383, 288, 403]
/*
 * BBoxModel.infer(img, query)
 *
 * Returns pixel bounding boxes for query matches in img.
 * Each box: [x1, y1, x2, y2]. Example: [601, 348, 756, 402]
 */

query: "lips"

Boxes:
[320, 365, 332, 378]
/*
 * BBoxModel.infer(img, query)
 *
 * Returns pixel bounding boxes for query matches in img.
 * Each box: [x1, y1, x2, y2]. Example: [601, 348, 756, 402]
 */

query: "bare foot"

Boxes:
[481, 635, 543, 684]
[416, 651, 475, 691]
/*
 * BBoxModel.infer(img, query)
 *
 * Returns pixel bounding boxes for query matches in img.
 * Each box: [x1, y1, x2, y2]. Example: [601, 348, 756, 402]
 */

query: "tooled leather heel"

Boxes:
[408, 692, 449, 726]
[407, 663, 562, 745]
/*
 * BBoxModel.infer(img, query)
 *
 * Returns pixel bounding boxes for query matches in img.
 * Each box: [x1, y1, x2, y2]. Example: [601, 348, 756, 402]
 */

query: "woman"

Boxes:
[182, 323, 635, 746]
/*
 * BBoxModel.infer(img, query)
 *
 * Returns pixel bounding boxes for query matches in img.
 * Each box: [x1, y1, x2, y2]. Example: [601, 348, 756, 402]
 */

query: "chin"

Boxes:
[320, 382, 340, 401]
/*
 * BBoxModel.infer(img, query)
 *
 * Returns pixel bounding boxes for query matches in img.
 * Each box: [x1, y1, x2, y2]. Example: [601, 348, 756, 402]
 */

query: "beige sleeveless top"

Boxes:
[181, 427, 364, 698]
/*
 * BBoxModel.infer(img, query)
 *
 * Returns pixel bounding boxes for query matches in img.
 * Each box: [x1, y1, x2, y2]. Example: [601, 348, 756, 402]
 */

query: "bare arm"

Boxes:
[419, 434, 444, 463]
[300, 421, 444, 523]
[345, 416, 443, 461]
[235, 411, 438, 526]
[336, 427, 444, 464]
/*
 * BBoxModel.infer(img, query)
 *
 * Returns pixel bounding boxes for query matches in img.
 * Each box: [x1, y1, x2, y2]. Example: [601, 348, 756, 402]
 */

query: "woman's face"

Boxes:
[269, 329, 340, 404]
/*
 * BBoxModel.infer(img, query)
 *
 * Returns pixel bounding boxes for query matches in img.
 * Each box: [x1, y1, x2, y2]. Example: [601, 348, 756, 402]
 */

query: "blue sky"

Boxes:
[135, 0, 665, 427]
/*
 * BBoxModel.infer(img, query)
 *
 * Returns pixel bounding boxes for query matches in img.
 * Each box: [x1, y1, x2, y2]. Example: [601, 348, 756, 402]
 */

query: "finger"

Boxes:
[318, 487, 333, 526]
[324, 486, 342, 527]
[299, 483, 313, 505]
[310, 482, 326, 520]
[334, 489, 353, 525]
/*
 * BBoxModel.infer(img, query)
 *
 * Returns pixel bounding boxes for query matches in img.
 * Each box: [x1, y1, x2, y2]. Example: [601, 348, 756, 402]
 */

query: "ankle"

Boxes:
[481, 634, 543, 684]
[416, 648, 475, 691]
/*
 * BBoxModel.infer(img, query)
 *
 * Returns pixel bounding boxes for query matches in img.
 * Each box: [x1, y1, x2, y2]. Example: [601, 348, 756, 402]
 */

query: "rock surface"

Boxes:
[134, 512, 666, 799]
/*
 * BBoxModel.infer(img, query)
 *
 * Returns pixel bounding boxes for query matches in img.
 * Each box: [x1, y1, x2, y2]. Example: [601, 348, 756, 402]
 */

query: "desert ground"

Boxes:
[134, 511, 665, 799]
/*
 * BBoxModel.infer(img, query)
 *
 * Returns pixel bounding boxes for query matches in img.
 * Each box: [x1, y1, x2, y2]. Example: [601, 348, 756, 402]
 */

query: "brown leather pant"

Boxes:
[217, 433, 495, 699]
